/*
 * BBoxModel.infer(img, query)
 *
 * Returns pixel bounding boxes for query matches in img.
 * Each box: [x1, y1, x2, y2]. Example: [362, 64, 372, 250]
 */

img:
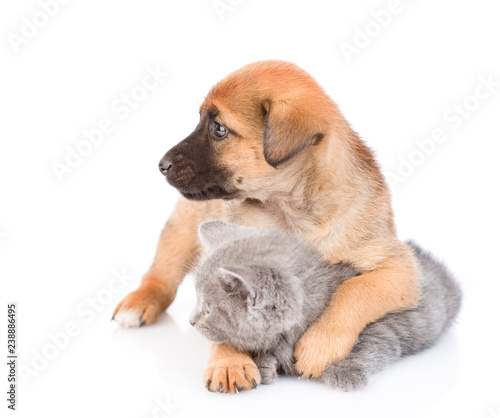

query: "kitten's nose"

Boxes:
[189, 320, 196, 327]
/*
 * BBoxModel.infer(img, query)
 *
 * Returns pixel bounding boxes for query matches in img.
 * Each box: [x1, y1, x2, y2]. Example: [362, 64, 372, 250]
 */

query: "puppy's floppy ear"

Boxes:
[263, 99, 325, 168]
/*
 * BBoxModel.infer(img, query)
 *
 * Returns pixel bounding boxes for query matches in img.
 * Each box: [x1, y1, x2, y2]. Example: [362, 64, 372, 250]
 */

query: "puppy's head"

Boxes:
[159, 60, 334, 201]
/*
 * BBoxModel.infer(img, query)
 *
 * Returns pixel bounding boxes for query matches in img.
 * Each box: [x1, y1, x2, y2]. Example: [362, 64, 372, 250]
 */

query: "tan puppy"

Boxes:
[113, 60, 421, 393]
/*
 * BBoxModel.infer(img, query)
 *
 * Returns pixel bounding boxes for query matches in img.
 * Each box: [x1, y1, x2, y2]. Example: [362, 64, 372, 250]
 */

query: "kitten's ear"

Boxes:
[198, 220, 253, 250]
[218, 266, 257, 303]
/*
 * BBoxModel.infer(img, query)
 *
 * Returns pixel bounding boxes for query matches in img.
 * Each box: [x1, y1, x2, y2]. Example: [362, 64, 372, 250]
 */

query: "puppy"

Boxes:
[113, 60, 422, 393]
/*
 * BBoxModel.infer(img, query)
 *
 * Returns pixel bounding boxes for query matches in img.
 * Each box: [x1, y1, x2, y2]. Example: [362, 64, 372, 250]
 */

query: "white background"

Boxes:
[1, 1, 500, 417]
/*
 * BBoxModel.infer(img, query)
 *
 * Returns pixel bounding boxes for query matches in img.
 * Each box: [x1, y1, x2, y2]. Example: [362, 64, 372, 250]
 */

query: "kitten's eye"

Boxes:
[202, 302, 214, 315]
[211, 122, 228, 140]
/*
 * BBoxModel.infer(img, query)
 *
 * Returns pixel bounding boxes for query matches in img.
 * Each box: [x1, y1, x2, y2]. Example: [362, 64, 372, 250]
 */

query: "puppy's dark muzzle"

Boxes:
[157, 128, 237, 201]
[158, 158, 172, 176]
[159, 155, 196, 189]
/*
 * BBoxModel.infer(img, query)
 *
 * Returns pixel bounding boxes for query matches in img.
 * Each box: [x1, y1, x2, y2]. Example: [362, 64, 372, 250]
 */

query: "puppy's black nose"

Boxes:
[159, 158, 173, 176]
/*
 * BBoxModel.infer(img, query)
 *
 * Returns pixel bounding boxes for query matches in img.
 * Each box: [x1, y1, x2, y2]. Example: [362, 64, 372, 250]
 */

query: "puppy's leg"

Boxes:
[321, 318, 404, 391]
[204, 343, 261, 393]
[295, 243, 421, 377]
[113, 198, 221, 327]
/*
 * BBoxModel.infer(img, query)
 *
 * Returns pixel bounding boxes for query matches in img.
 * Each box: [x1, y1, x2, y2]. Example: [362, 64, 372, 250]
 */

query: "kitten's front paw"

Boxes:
[321, 360, 368, 391]
[254, 354, 278, 385]
[204, 357, 261, 394]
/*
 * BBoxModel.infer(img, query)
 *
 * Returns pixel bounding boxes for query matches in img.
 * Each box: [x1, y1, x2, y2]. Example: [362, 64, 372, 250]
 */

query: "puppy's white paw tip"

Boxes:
[113, 309, 143, 328]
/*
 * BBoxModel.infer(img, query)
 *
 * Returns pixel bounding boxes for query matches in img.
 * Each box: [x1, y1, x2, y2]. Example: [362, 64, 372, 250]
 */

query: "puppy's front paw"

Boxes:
[321, 360, 368, 391]
[294, 323, 357, 378]
[204, 357, 261, 394]
[112, 280, 175, 327]
[254, 354, 278, 385]
[113, 306, 145, 328]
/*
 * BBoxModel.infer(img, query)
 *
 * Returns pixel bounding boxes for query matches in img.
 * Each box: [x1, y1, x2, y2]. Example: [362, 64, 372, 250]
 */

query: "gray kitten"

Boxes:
[190, 220, 462, 391]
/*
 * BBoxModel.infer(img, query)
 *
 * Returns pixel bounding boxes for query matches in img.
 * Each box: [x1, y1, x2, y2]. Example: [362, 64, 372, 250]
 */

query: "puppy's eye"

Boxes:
[211, 122, 228, 140]
[202, 302, 214, 315]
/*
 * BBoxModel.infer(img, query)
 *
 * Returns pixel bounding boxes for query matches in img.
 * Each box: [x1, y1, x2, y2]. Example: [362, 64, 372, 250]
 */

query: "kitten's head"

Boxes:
[189, 220, 305, 352]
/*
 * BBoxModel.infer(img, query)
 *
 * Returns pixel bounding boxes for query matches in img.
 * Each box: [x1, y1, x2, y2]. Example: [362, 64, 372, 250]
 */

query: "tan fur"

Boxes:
[204, 343, 261, 393]
[114, 60, 422, 389]
[112, 198, 225, 324]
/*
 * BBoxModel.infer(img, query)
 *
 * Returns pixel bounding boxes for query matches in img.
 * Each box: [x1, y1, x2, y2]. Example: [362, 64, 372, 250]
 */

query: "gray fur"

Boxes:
[190, 220, 462, 391]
